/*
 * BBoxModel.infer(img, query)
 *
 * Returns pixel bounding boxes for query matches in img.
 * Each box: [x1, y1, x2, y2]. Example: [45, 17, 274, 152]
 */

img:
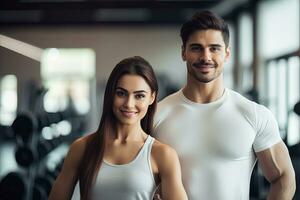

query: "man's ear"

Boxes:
[181, 45, 186, 61]
[225, 46, 231, 62]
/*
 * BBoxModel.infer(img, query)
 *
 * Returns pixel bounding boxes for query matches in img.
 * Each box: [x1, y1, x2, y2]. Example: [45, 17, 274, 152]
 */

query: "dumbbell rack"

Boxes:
[0, 110, 83, 200]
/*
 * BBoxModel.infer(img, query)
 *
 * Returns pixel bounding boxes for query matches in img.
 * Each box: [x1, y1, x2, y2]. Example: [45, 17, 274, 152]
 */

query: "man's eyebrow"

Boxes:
[209, 44, 223, 48]
[189, 43, 202, 47]
[189, 43, 223, 47]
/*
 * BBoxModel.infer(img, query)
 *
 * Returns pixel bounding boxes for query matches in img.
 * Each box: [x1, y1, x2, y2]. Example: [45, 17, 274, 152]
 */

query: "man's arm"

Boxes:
[256, 141, 296, 200]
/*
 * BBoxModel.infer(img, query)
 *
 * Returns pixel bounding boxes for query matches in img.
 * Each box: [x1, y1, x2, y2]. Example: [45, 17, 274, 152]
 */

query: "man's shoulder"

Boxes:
[227, 89, 252, 102]
[154, 90, 182, 128]
[227, 88, 258, 108]
[158, 90, 182, 109]
[227, 89, 274, 121]
[225, 89, 261, 122]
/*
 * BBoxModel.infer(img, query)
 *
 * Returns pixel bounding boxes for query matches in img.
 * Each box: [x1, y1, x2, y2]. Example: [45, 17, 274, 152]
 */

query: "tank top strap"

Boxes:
[144, 135, 154, 146]
[144, 135, 154, 159]
[138, 135, 153, 158]
[126, 135, 153, 164]
[144, 135, 156, 186]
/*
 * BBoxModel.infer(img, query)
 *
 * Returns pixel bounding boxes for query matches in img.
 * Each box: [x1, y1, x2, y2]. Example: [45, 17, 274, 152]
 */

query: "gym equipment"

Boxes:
[32, 185, 47, 200]
[15, 145, 37, 168]
[12, 108, 82, 168]
[33, 160, 65, 198]
[0, 159, 65, 200]
[15, 134, 77, 168]
[11, 110, 78, 143]
[294, 100, 300, 116]
[0, 125, 14, 140]
[0, 172, 26, 200]
[34, 174, 55, 197]
[8, 103, 83, 199]
[11, 112, 37, 144]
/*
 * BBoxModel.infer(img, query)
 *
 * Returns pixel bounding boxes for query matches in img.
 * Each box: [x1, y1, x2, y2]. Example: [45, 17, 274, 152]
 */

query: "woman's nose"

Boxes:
[124, 96, 135, 108]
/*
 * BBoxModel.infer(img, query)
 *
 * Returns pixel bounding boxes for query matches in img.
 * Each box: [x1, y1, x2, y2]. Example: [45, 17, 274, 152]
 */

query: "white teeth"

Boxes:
[121, 110, 137, 117]
[121, 110, 136, 113]
[195, 64, 213, 68]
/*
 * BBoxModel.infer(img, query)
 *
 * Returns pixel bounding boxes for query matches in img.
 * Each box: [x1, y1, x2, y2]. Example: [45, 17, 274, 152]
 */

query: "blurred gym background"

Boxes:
[0, 0, 299, 199]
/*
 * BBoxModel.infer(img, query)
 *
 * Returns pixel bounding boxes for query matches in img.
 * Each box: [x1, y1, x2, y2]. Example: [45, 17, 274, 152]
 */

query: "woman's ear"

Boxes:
[149, 92, 156, 105]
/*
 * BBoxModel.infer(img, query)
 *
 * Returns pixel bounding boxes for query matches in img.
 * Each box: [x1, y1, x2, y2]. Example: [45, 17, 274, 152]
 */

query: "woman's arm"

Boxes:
[48, 138, 85, 200]
[152, 142, 187, 200]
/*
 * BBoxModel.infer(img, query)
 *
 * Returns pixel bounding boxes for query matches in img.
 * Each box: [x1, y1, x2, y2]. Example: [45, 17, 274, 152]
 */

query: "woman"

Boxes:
[48, 56, 187, 200]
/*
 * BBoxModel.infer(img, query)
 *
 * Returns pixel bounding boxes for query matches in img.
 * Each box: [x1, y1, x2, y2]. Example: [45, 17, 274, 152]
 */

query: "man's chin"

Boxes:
[193, 74, 215, 83]
[197, 78, 214, 84]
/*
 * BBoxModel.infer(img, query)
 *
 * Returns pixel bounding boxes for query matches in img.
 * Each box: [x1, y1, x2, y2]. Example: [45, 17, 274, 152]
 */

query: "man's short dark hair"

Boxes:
[180, 10, 230, 48]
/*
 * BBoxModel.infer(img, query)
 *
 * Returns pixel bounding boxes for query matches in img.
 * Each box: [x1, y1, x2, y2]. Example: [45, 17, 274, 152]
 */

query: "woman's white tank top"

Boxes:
[91, 136, 157, 200]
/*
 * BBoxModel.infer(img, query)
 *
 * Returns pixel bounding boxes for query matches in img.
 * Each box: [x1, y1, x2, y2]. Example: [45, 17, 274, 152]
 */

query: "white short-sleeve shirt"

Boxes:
[153, 88, 282, 200]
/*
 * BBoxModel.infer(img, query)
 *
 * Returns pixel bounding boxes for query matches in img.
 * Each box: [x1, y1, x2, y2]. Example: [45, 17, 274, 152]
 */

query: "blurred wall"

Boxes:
[0, 25, 186, 85]
[0, 25, 188, 133]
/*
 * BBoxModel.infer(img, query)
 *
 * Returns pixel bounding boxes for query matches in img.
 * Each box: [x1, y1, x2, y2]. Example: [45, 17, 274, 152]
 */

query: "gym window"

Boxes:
[41, 48, 95, 115]
[0, 75, 17, 126]
[259, 0, 300, 145]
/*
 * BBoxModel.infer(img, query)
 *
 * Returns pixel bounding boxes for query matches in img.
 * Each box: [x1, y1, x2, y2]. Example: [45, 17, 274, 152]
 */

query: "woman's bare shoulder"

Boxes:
[151, 139, 178, 163]
[70, 134, 89, 150]
[66, 133, 95, 164]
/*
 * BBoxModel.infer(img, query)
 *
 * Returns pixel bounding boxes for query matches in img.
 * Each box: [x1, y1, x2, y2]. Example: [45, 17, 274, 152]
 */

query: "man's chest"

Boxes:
[155, 108, 256, 161]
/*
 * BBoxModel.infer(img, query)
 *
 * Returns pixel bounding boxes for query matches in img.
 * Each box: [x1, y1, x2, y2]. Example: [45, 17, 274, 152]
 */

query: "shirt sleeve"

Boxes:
[152, 101, 165, 138]
[152, 112, 160, 138]
[252, 104, 282, 152]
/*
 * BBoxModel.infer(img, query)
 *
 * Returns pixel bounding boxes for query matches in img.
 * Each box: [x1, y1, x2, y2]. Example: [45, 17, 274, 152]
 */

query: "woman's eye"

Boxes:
[135, 94, 145, 99]
[116, 91, 126, 97]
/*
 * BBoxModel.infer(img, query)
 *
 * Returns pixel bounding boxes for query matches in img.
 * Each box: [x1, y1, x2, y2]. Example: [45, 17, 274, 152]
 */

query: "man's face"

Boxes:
[182, 29, 230, 83]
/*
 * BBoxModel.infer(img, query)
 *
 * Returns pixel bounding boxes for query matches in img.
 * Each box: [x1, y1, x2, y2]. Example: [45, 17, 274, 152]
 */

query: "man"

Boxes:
[153, 10, 295, 200]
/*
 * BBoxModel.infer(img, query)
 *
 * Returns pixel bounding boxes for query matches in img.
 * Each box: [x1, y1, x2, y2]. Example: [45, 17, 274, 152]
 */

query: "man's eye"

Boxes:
[191, 46, 201, 51]
[211, 47, 220, 52]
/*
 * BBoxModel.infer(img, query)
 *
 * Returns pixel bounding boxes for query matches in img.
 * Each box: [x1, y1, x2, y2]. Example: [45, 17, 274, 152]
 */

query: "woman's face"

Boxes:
[113, 74, 155, 126]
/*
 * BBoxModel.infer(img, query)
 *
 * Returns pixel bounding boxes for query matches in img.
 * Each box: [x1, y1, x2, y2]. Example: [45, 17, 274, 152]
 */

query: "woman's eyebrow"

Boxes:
[133, 90, 148, 94]
[116, 87, 127, 92]
[116, 87, 148, 93]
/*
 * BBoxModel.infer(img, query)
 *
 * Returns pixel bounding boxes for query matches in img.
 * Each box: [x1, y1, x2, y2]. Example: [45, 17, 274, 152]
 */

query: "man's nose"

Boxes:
[201, 49, 212, 61]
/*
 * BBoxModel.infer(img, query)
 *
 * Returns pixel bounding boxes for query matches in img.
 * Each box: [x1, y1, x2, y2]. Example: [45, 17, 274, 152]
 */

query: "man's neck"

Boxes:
[182, 77, 224, 104]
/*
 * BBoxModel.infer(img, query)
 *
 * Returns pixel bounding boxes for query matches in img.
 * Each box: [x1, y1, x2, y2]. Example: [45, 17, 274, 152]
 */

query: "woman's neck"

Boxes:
[111, 123, 146, 142]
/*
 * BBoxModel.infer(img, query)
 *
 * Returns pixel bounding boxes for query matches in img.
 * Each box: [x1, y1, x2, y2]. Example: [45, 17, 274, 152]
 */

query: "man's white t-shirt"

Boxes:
[153, 88, 282, 200]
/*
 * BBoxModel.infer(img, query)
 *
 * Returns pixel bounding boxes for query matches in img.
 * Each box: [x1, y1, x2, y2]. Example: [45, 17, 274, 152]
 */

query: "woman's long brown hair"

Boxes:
[78, 56, 158, 200]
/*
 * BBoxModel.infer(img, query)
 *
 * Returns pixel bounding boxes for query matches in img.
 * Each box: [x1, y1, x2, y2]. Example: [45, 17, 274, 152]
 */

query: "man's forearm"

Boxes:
[267, 173, 296, 200]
